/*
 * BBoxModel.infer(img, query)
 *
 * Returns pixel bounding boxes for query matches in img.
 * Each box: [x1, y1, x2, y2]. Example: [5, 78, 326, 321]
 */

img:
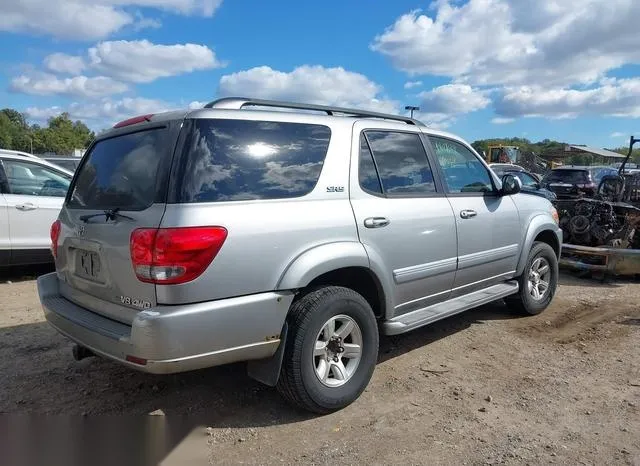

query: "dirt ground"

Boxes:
[0, 268, 638, 466]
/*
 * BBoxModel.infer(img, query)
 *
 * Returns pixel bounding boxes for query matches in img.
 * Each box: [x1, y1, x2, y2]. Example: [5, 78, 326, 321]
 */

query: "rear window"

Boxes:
[67, 128, 172, 210]
[176, 119, 331, 203]
[544, 170, 588, 183]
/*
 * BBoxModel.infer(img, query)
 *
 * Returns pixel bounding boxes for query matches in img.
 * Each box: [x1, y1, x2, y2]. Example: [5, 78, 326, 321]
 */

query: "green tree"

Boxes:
[0, 108, 95, 154]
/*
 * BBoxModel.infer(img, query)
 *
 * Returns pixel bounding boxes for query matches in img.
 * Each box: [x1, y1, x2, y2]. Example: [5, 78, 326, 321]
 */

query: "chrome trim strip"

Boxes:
[393, 257, 457, 284]
[458, 244, 519, 270]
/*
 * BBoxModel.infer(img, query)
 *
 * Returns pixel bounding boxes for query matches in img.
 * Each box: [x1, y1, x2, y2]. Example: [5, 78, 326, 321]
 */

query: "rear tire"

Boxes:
[276, 286, 379, 414]
[506, 241, 558, 316]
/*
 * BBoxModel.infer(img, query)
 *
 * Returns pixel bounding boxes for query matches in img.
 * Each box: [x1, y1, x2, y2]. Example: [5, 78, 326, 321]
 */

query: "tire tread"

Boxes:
[276, 286, 375, 414]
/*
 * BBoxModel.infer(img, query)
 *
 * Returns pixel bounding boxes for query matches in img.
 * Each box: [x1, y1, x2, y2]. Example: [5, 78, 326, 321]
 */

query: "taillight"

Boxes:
[50, 220, 61, 258]
[130, 227, 228, 285]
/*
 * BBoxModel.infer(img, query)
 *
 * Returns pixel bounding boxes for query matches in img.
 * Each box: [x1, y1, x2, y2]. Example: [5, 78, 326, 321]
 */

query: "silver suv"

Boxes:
[37, 98, 562, 413]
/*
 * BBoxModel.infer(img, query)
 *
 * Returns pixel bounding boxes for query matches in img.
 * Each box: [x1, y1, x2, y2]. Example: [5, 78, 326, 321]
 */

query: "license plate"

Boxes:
[75, 250, 102, 281]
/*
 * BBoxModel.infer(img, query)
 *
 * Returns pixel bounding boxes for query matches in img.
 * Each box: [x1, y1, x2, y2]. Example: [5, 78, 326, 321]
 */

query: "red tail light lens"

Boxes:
[113, 113, 154, 128]
[130, 227, 228, 285]
[50, 220, 61, 258]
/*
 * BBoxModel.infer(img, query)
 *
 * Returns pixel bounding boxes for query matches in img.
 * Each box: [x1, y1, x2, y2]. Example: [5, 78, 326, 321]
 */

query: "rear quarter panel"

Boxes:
[156, 119, 360, 305]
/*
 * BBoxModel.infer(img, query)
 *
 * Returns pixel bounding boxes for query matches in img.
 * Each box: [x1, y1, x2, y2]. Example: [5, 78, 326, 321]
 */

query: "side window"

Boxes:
[178, 119, 331, 202]
[364, 131, 436, 196]
[517, 172, 539, 188]
[429, 136, 494, 194]
[3, 160, 71, 197]
[358, 134, 383, 195]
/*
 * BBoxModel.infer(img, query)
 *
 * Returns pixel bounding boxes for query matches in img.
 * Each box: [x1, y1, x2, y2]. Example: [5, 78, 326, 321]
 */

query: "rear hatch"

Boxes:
[55, 118, 182, 324]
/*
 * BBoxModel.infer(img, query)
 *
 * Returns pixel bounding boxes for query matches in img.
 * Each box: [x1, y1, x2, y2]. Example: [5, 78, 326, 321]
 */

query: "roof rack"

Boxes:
[203, 97, 424, 126]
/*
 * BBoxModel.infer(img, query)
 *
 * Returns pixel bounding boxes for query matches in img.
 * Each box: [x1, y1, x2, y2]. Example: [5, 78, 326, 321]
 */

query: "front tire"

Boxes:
[276, 286, 379, 414]
[506, 241, 558, 316]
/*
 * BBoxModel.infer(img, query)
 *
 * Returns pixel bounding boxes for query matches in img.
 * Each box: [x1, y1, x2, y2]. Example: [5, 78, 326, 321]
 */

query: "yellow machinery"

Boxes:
[485, 144, 561, 172]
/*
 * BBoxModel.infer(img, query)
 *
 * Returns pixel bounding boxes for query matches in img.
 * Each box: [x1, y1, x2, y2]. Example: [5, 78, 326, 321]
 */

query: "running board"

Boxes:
[382, 281, 519, 336]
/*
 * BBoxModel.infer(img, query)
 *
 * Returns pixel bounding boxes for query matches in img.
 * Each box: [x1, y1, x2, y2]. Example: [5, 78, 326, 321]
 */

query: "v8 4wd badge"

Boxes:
[120, 295, 151, 309]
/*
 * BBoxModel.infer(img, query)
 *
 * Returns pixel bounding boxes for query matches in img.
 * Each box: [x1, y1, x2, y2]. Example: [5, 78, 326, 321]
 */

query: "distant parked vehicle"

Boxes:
[541, 166, 618, 199]
[42, 157, 81, 172]
[0, 152, 73, 267]
[490, 164, 556, 201]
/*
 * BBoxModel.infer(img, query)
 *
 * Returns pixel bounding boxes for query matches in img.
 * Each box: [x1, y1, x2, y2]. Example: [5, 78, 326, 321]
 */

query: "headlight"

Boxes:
[550, 206, 559, 225]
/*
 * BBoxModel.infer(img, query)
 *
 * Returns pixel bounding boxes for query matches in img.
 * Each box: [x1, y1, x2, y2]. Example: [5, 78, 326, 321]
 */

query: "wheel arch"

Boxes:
[276, 242, 389, 319]
[516, 216, 562, 276]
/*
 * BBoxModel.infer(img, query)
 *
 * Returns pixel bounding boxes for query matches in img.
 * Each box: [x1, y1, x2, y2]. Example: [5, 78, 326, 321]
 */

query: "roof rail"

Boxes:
[203, 97, 424, 126]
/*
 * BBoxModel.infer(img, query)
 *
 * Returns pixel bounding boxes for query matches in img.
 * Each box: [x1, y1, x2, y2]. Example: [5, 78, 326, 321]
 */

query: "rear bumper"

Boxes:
[37, 272, 294, 374]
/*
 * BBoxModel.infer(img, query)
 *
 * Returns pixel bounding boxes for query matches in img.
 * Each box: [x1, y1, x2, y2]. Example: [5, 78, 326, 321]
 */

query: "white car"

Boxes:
[0, 152, 74, 267]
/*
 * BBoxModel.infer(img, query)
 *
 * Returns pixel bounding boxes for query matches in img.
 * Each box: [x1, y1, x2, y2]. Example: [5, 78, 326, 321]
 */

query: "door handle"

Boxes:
[15, 203, 37, 211]
[364, 217, 390, 228]
[460, 209, 477, 219]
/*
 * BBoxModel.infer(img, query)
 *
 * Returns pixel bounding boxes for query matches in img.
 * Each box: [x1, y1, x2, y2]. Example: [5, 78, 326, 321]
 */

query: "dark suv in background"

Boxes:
[541, 166, 618, 199]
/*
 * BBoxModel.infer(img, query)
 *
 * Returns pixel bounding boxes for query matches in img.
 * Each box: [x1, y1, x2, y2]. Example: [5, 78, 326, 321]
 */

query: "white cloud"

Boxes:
[611, 132, 625, 138]
[11, 74, 128, 98]
[218, 65, 399, 114]
[44, 53, 86, 75]
[188, 101, 206, 109]
[88, 40, 223, 83]
[0, 0, 223, 40]
[25, 97, 173, 128]
[492, 117, 516, 124]
[418, 84, 489, 114]
[494, 79, 640, 119]
[371, 1, 640, 88]
[404, 80, 423, 89]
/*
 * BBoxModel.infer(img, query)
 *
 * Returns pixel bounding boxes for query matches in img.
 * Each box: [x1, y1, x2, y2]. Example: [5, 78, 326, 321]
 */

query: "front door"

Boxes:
[349, 124, 458, 317]
[427, 136, 521, 297]
[0, 158, 69, 256]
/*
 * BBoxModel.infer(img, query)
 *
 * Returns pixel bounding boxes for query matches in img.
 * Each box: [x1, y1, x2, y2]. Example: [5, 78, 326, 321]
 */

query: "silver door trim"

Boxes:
[393, 256, 457, 284]
[458, 243, 519, 270]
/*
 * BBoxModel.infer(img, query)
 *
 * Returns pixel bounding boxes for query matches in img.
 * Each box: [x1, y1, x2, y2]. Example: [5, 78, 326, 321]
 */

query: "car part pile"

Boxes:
[557, 198, 640, 249]
[555, 134, 640, 276]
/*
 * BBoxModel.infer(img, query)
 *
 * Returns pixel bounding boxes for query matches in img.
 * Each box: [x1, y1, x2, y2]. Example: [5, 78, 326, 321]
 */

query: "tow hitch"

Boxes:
[72, 345, 95, 361]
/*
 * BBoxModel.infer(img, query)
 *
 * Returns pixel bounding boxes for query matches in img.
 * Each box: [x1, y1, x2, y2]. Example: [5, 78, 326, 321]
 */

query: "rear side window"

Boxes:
[363, 131, 436, 196]
[67, 128, 171, 210]
[176, 119, 331, 203]
[359, 135, 383, 194]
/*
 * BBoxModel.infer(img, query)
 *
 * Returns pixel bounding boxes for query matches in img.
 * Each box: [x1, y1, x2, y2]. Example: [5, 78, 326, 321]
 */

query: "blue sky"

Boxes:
[2, 0, 640, 148]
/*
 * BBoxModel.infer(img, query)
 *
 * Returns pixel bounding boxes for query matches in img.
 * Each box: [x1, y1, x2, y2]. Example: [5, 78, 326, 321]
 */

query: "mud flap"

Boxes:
[247, 322, 288, 387]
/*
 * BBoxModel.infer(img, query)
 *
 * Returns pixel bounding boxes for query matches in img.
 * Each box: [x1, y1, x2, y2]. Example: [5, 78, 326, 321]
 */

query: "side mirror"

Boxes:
[501, 174, 522, 196]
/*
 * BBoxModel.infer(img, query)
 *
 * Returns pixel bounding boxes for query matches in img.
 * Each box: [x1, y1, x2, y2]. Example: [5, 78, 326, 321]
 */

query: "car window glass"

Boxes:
[358, 134, 383, 194]
[430, 136, 494, 193]
[3, 160, 70, 197]
[364, 131, 435, 195]
[543, 170, 588, 184]
[177, 119, 331, 202]
[515, 172, 538, 188]
[69, 128, 173, 210]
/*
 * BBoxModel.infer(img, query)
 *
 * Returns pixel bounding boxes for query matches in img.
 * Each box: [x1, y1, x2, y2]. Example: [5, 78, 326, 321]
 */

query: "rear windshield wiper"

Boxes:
[79, 208, 135, 223]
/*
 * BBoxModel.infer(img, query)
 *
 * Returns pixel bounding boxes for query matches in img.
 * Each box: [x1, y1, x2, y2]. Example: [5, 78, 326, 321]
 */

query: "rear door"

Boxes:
[349, 123, 457, 316]
[0, 158, 70, 259]
[56, 121, 181, 323]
